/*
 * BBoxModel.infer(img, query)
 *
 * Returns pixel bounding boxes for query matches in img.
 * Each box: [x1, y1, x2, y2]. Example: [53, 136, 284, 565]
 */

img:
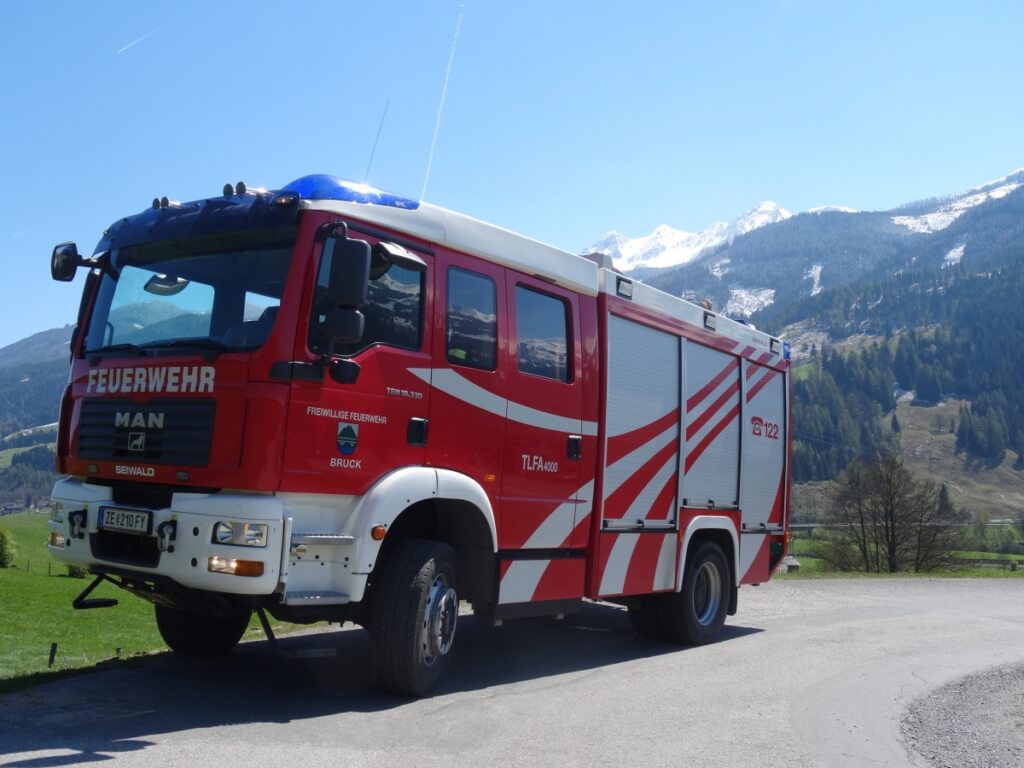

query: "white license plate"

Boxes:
[98, 507, 152, 534]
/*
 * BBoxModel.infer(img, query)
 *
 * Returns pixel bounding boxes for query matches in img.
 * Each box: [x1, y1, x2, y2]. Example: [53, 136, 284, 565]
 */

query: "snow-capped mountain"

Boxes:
[890, 171, 1022, 234]
[586, 201, 793, 273]
[591, 168, 1024, 321]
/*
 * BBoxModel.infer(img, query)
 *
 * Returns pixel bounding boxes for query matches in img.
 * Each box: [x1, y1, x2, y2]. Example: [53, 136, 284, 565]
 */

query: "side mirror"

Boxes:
[326, 236, 371, 309]
[322, 306, 365, 346]
[370, 241, 427, 279]
[51, 242, 83, 282]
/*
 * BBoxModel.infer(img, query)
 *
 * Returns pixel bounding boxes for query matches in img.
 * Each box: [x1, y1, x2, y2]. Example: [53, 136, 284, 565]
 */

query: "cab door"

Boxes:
[281, 230, 433, 496]
[423, 256, 508, 516]
[498, 276, 585, 551]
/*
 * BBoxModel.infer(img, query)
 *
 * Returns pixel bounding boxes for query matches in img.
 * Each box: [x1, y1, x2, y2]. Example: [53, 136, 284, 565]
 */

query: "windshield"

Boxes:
[83, 228, 296, 356]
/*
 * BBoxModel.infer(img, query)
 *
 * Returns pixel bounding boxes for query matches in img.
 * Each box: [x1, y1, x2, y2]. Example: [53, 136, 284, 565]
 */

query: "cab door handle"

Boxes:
[567, 435, 582, 460]
[407, 418, 429, 447]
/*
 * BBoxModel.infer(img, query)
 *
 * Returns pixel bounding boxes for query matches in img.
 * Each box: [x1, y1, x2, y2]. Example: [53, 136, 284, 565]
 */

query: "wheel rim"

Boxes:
[693, 561, 723, 627]
[421, 574, 458, 666]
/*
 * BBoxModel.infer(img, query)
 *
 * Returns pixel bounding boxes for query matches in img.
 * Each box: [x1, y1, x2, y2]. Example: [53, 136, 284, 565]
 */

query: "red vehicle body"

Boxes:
[48, 175, 790, 695]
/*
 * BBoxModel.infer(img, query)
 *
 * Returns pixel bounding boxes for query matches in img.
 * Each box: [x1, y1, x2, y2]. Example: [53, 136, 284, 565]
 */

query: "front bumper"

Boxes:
[48, 478, 286, 596]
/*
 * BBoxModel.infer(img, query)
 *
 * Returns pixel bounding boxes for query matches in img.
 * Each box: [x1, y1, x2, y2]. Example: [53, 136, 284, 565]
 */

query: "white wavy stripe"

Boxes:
[499, 479, 593, 603]
[618, 453, 677, 523]
[522, 480, 594, 549]
[599, 534, 641, 595]
[603, 423, 678, 503]
[686, 372, 740, 450]
[738, 532, 767, 581]
[409, 368, 597, 436]
[499, 559, 550, 604]
[653, 533, 679, 591]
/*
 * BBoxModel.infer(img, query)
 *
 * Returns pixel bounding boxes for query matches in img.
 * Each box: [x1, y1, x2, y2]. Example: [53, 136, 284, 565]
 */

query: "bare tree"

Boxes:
[818, 456, 964, 572]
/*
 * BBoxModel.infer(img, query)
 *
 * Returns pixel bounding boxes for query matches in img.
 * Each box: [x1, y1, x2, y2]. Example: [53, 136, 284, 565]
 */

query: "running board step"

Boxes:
[281, 590, 350, 606]
[290, 533, 355, 546]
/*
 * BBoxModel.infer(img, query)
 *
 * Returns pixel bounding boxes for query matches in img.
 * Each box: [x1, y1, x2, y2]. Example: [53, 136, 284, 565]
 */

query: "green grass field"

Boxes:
[780, 535, 1024, 579]
[0, 443, 55, 469]
[0, 512, 285, 691]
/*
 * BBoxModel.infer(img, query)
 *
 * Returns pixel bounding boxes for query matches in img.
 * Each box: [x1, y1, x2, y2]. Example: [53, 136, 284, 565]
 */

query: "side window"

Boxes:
[446, 268, 497, 370]
[244, 291, 279, 321]
[309, 244, 423, 355]
[515, 286, 570, 382]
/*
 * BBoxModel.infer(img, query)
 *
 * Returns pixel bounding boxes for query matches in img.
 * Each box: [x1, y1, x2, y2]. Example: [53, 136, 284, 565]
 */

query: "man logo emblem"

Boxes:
[128, 432, 146, 452]
[337, 423, 359, 456]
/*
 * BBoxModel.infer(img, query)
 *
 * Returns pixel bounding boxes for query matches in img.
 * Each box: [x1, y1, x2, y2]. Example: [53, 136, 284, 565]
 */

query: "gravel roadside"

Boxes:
[902, 662, 1024, 768]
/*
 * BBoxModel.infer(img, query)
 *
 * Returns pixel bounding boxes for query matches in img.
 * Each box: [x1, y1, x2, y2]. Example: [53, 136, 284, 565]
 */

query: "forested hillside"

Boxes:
[762, 255, 1024, 481]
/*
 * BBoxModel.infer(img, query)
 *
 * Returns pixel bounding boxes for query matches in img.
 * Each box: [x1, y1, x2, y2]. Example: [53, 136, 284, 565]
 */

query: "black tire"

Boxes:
[371, 539, 458, 697]
[627, 596, 667, 641]
[658, 540, 729, 645]
[154, 604, 251, 657]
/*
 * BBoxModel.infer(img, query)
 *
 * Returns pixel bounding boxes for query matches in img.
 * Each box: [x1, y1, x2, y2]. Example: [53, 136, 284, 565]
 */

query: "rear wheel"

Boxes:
[371, 539, 458, 697]
[658, 540, 729, 645]
[155, 604, 252, 657]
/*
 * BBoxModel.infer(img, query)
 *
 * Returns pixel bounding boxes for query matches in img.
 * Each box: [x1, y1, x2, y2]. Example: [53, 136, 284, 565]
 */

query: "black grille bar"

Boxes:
[78, 398, 216, 467]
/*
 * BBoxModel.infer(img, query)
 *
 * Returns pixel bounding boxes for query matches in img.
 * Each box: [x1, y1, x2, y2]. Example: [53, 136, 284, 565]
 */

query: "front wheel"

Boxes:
[658, 540, 729, 645]
[371, 539, 458, 697]
[154, 604, 251, 657]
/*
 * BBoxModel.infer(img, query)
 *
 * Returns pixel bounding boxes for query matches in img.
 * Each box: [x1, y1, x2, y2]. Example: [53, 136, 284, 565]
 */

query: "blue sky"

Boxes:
[1, 1, 1022, 348]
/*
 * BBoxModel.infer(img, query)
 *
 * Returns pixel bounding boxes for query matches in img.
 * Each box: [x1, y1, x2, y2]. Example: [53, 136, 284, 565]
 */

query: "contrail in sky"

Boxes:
[421, 3, 464, 201]
[117, 28, 160, 54]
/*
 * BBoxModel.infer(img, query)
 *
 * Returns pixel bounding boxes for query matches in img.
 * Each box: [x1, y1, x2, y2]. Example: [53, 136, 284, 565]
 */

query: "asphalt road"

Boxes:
[2, 579, 1023, 768]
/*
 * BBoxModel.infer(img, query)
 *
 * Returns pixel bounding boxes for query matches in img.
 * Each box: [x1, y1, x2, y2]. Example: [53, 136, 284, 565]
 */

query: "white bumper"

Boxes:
[48, 478, 291, 596]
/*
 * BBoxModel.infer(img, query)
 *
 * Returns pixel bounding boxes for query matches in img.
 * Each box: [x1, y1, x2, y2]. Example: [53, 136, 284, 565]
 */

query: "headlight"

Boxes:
[50, 501, 65, 523]
[212, 521, 268, 548]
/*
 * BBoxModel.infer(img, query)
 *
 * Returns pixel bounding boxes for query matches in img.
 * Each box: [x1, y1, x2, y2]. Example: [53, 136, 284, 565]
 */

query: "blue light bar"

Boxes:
[281, 175, 420, 210]
[783, 340, 792, 360]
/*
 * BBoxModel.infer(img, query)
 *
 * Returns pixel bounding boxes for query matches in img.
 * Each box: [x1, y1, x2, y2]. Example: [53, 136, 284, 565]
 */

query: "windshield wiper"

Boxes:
[85, 343, 147, 359]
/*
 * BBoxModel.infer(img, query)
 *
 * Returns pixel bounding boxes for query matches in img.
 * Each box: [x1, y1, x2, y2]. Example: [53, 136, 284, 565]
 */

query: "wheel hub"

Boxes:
[693, 561, 723, 627]
[422, 575, 458, 666]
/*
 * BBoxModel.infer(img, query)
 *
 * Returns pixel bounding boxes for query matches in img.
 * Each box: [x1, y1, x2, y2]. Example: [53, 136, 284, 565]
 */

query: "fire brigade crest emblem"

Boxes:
[337, 423, 359, 455]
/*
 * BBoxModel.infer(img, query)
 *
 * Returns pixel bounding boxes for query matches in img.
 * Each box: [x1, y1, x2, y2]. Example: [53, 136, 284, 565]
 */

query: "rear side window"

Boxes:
[515, 286, 570, 382]
[446, 268, 497, 370]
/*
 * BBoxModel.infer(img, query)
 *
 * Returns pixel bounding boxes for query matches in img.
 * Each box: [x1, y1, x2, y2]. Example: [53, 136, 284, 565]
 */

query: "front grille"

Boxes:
[78, 398, 215, 467]
[90, 531, 161, 568]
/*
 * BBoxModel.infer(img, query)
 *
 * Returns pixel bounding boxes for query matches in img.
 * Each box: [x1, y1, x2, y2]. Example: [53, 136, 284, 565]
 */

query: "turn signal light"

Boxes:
[208, 556, 265, 577]
[370, 525, 387, 541]
[49, 532, 67, 548]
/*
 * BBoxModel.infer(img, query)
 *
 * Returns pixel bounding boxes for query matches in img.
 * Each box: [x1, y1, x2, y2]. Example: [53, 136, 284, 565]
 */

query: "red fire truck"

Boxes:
[47, 175, 790, 695]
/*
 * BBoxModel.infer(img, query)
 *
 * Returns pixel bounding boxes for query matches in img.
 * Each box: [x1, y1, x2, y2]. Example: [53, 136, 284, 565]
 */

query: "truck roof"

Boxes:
[97, 174, 786, 362]
[294, 175, 787, 363]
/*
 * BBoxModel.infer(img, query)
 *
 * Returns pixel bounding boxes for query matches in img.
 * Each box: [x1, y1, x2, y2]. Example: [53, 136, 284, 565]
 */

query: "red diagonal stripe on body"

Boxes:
[767, 473, 785, 526]
[684, 403, 741, 474]
[603, 437, 678, 520]
[646, 465, 678, 522]
[746, 367, 779, 402]
[606, 409, 679, 466]
[686, 360, 738, 412]
[686, 380, 740, 441]
[622, 532, 671, 595]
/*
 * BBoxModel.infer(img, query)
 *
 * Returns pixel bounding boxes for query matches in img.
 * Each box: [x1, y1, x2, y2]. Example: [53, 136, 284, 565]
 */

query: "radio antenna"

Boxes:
[421, 3, 464, 201]
[364, 99, 390, 182]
